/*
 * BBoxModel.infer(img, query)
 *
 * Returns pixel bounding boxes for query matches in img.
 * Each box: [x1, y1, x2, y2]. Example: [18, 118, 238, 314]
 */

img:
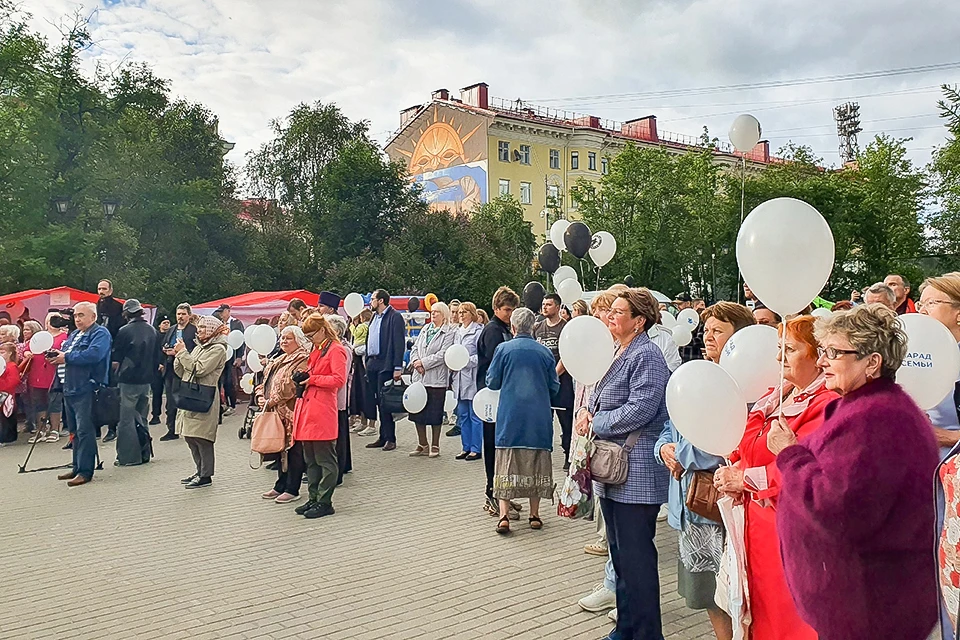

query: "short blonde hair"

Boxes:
[22, 320, 42, 337]
[920, 272, 960, 305]
[429, 302, 451, 323]
[814, 303, 907, 381]
[458, 302, 479, 323]
[591, 291, 617, 312]
[0, 325, 19, 342]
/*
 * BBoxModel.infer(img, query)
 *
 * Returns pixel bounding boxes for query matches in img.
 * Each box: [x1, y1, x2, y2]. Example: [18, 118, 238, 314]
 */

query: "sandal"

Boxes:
[496, 516, 511, 535]
[529, 515, 543, 530]
[428, 446, 440, 458]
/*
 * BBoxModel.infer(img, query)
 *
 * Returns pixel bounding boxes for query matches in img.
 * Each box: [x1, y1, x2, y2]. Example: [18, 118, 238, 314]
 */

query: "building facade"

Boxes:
[385, 82, 774, 237]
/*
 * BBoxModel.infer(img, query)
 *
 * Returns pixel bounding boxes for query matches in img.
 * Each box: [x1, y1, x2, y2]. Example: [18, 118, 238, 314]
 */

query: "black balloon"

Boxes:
[624, 275, 635, 287]
[522, 281, 546, 311]
[407, 297, 421, 312]
[564, 222, 592, 259]
[537, 243, 561, 274]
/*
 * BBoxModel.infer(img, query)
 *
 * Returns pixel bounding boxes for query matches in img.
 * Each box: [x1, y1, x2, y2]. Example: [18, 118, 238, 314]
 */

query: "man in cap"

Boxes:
[317, 292, 342, 315]
[216, 304, 244, 415]
[111, 299, 159, 465]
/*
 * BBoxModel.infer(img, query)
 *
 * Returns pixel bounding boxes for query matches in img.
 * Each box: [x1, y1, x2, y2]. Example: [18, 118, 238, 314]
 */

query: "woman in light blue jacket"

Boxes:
[451, 302, 483, 460]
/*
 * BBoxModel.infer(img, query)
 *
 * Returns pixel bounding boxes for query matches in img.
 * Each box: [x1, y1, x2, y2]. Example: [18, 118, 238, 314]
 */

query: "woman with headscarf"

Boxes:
[256, 325, 311, 504]
[173, 316, 228, 489]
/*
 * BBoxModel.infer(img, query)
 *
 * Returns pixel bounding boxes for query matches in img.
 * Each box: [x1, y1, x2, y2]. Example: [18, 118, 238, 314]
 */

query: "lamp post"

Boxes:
[101, 198, 119, 219]
[52, 197, 70, 215]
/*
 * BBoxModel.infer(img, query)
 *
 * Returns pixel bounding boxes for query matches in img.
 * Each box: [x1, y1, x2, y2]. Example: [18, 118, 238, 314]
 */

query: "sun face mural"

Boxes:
[389, 105, 490, 215]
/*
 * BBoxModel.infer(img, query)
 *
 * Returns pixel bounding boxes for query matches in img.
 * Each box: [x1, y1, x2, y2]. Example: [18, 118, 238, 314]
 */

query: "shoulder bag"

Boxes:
[590, 430, 641, 485]
[251, 410, 285, 456]
[686, 470, 723, 523]
[175, 351, 218, 413]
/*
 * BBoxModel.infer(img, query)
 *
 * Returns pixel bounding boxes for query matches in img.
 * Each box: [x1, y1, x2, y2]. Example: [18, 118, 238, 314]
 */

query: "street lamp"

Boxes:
[102, 199, 119, 219]
[52, 197, 70, 215]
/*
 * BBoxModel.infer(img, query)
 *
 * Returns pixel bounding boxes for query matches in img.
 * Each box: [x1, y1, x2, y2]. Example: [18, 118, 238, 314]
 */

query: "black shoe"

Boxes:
[303, 503, 335, 519]
[181, 474, 198, 484]
[365, 439, 386, 449]
[159, 432, 179, 441]
[465, 452, 481, 461]
[295, 500, 318, 515]
[149, 416, 161, 425]
[455, 451, 469, 460]
[102, 430, 117, 443]
[265, 461, 280, 471]
[185, 476, 212, 489]
[563, 461, 571, 471]
[62, 441, 73, 450]
[445, 426, 461, 437]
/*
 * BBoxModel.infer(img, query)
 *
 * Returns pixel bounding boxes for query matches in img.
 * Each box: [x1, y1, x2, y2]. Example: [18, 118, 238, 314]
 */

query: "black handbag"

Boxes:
[175, 363, 217, 413]
[380, 379, 408, 416]
[92, 386, 120, 426]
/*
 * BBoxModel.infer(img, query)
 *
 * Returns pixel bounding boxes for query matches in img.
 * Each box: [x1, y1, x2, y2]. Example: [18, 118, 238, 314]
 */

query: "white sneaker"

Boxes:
[608, 608, 617, 622]
[223, 407, 236, 416]
[357, 426, 378, 437]
[577, 583, 616, 612]
[657, 504, 668, 522]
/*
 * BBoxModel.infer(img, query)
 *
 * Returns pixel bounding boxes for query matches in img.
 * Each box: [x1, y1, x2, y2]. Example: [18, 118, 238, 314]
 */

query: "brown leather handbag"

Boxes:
[251, 410, 285, 456]
[685, 470, 723, 523]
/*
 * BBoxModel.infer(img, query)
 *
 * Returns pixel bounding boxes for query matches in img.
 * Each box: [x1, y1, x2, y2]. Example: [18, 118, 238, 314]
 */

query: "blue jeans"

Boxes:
[456, 400, 482, 454]
[64, 392, 97, 479]
[604, 553, 616, 593]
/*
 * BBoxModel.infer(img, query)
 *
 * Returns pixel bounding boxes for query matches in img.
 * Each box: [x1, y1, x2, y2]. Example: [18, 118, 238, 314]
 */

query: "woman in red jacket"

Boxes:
[292, 313, 348, 520]
[0, 342, 21, 444]
[714, 315, 839, 639]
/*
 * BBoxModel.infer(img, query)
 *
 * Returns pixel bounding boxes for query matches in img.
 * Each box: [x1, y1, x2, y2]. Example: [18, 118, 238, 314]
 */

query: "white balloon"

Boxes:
[557, 278, 584, 306]
[660, 311, 678, 328]
[444, 344, 469, 371]
[226, 329, 245, 349]
[666, 360, 748, 456]
[403, 381, 428, 414]
[729, 114, 762, 153]
[737, 197, 835, 317]
[226, 345, 235, 360]
[240, 374, 255, 394]
[246, 349, 264, 373]
[589, 231, 617, 267]
[473, 387, 500, 422]
[811, 307, 832, 318]
[247, 324, 277, 355]
[550, 220, 570, 252]
[677, 308, 700, 330]
[344, 292, 365, 318]
[553, 266, 578, 288]
[29, 331, 54, 353]
[444, 389, 457, 413]
[896, 314, 960, 410]
[243, 324, 258, 348]
[558, 316, 616, 385]
[672, 325, 693, 347]
[719, 324, 781, 403]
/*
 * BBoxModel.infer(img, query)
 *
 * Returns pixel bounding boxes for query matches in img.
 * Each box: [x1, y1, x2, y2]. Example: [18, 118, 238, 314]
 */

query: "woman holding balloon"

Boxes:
[407, 302, 455, 458]
[451, 302, 483, 461]
[713, 315, 837, 640]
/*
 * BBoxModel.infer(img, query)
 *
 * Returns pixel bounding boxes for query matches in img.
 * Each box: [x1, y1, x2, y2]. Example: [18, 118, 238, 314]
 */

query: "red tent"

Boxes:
[193, 290, 319, 325]
[0, 287, 120, 323]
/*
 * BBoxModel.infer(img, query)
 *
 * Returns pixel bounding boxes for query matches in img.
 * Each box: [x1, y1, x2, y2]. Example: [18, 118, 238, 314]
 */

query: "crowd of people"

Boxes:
[3, 270, 960, 640]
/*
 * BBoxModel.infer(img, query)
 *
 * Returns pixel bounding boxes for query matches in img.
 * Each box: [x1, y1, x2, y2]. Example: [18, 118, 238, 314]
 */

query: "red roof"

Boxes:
[195, 290, 319, 308]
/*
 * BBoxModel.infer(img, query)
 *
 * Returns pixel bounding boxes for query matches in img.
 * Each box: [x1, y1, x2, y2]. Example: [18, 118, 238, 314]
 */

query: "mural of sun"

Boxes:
[396, 106, 484, 173]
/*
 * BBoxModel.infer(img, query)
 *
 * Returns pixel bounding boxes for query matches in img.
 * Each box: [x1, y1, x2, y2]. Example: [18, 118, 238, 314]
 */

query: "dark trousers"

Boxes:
[483, 421, 496, 500]
[351, 356, 375, 419]
[163, 370, 179, 434]
[336, 410, 352, 483]
[117, 383, 149, 465]
[221, 363, 236, 409]
[368, 368, 396, 443]
[185, 436, 215, 478]
[601, 498, 664, 640]
[555, 372, 575, 459]
[64, 392, 97, 479]
[151, 372, 164, 419]
[274, 441, 305, 495]
[302, 440, 338, 505]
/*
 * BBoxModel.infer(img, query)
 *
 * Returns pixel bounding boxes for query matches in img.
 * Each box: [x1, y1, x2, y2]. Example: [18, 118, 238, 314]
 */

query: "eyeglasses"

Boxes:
[817, 346, 860, 360]
[917, 299, 958, 311]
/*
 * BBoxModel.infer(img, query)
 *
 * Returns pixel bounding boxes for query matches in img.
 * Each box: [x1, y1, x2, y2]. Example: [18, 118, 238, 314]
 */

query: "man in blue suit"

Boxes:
[364, 289, 406, 451]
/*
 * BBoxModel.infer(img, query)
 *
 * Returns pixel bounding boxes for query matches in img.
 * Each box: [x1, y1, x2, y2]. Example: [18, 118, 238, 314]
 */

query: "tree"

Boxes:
[929, 85, 960, 273]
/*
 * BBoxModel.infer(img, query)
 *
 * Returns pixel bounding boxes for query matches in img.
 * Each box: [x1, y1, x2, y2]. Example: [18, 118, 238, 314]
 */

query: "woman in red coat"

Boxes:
[292, 313, 348, 520]
[714, 315, 839, 640]
[0, 342, 21, 444]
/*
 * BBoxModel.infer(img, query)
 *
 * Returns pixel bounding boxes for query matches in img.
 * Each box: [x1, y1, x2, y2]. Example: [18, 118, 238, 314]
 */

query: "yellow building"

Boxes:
[385, 82, 774, 236]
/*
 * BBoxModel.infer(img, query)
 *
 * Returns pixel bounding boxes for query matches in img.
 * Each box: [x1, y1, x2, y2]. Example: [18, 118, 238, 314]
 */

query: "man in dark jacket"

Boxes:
[96, 279, 126, 339]
[112, 299, 158, 465]
[363, 289, 405, 451]
[160, 303, 197, 441]
[477, 286, 518, 512]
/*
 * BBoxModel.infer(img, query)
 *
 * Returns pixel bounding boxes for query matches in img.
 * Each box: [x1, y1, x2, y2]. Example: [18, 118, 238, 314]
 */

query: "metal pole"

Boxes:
[737, 156, 746, 304]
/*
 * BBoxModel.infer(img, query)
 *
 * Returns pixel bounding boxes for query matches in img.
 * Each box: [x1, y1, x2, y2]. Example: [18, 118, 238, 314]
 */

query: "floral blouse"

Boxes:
[939, 454, 960, 629]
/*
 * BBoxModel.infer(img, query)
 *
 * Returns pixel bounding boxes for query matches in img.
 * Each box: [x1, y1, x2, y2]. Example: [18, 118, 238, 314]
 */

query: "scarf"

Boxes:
[424, 323, 442, 346]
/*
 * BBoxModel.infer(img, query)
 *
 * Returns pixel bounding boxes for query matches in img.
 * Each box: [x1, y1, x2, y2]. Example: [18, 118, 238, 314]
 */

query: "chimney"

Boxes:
[460, 82, 489, 110]
[400, 104, 422, 128]
[431, 88, 449, 101]
[571, 115, 601, 128]
[621, 116, 658, 142]
[743, 140, 770, 163]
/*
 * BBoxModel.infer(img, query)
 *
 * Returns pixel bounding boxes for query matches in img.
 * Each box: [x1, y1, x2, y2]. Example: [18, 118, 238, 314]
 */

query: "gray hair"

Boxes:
[74, 301, 97, 317]
[865, 282, 896, 307]
[814, 303, 907, 381]
[429, 301, 451, 323]
[511, 307, 536, 335]
[324, 314, 348, 339]
[281, 325, 311, 350]
[0, 325, 19, 341]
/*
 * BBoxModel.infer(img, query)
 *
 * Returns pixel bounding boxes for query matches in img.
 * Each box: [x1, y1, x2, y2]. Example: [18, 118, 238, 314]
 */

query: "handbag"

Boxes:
[380, 378, 408, 416]
[685, 470, 723, 523]
[92, 385, 120, 426]
[589, 430, 641, 485]
[175, 360, 217, 413]
[251, 410, 285, 455]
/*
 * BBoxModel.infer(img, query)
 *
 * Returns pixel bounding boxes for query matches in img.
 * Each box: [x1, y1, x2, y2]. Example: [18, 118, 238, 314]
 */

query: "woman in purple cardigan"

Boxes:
[772, 304, 939, 640]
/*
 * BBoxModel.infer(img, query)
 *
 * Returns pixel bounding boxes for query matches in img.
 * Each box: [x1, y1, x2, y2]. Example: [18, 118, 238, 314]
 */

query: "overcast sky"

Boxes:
[27, 0, 960, 190]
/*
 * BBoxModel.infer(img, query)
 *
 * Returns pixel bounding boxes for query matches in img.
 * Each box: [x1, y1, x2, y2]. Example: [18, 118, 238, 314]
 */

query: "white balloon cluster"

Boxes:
[546, 219, 619, 300]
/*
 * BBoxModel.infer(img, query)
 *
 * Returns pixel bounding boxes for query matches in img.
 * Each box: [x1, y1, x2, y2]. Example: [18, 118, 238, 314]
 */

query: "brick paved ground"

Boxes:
[0, 413, 714, 640]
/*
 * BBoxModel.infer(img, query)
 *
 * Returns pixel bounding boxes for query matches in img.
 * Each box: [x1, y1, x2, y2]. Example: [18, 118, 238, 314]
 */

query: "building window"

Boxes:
[547, 184, 560, 208]
[571, 151, 579, 170]
[499, 179, 510, 197]
[549, 149, 560, 169]
[601, 157, 609, 175]
[588, 152, 597, 171]
[498, 141, 510, 162]
[520, 181, 532, 204]
[519, 144, 531, 165]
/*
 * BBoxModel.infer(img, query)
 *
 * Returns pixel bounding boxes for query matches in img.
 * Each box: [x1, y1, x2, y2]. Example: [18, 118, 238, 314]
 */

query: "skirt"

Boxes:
[677, 522, 724, 610]
[493, 448, 554, 500]
[408, 386, 446, 426]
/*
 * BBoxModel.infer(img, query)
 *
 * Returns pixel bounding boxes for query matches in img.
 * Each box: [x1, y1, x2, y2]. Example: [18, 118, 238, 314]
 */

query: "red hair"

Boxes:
[778, 315, 818, 362]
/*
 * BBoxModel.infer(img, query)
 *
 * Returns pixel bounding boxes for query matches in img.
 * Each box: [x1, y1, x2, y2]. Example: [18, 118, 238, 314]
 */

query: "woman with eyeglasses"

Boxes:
[451, 302, 483, 461]
[774, 304, 938, 640]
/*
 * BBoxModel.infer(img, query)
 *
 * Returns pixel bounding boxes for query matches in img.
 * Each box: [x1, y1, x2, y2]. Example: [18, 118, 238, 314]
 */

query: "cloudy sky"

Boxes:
[27, 0, 960, 191]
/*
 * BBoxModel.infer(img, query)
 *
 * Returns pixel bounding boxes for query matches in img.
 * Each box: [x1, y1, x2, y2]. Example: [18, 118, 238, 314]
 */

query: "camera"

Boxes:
[47, 308, 76, 333]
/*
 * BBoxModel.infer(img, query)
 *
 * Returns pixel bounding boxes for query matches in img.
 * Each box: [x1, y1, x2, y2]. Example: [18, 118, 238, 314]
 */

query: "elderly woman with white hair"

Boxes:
[408, 301, 455, 458]
[255, 324, 311, 504]
[325, 314, 354, 485]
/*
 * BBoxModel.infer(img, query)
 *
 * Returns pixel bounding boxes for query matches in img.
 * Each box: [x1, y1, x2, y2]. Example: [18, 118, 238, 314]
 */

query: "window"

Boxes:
[547, 184, 560, 208]
[588, 152, 597, 171]
[571, 151, 579, 170]
[549, 149, 560, 169]
[519, 144, 531, 165]
[498, 141, 510, 162]
[601, 157, 609, 175]
[499, 179, 510, 196]
[520, 181, 532, 204]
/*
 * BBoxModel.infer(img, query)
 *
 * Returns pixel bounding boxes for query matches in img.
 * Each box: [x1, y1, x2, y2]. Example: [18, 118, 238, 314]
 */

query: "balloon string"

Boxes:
[777, 328, 786, 423]
[738, 155, 746, 305]
[596, 266, 601, 291]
